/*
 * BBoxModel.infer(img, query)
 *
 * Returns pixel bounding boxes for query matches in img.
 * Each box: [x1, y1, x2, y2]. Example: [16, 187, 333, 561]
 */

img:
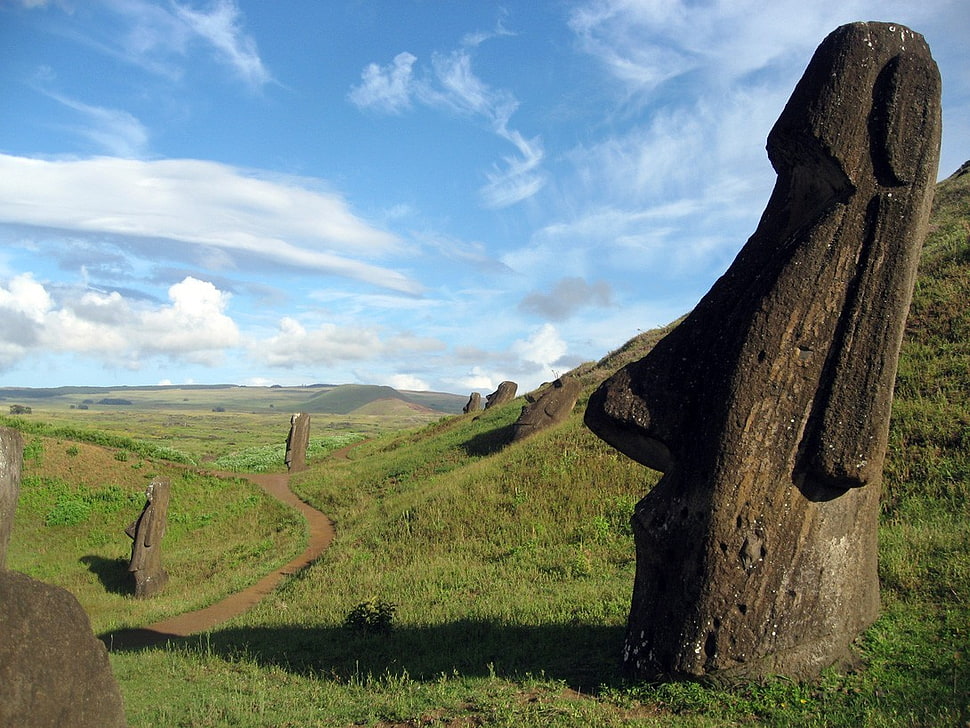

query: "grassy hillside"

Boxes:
[102, 164, 970, 726]
[7, 163, 969, 726]
[0, 382, 466, 419]
[6, 436, 305, 635]
[301, 384, 466, 415]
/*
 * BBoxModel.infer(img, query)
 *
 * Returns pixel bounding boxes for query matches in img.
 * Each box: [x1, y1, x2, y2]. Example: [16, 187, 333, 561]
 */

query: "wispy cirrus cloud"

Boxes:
[349, 33, 545, 208]
[40, 91, 150, 157]
[29, 0, 271, 89]
[173, 0, 272, 88]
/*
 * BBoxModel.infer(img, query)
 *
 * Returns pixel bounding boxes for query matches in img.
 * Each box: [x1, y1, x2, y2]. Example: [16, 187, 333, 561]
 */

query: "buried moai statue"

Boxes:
[0, 427, 127, 727]
[126, 477, 171, 599]
[584, 22, 941, 681]
[484, 381, 517, 409]
[285, 412, 311, 471]
[512, 376, 582, 442]
[463, 392, 483, 413]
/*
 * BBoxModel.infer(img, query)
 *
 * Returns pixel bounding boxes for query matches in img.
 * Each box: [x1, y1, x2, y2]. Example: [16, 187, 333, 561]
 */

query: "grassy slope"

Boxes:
[9, 165, 968, 726]
[6, 436, 306, 635]
[107, 165, 970, 726]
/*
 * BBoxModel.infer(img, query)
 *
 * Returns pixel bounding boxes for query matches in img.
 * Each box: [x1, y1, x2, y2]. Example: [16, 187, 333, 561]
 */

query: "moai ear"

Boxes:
[798, 41, 942, 494]
[870, 47, 943, 188]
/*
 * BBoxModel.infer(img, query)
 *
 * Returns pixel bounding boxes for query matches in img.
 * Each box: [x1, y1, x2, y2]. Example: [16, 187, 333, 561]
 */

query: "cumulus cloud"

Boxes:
[0, 274, 239, 371]
[350, 39, 545, 208]
[348, 52, 417, 114]
[511, 323, 568, 372]
[387, 373, 430, 391]
[252, 317, 384, 368]
[0, 154, 420, 294]
[519, 277, 614, 321]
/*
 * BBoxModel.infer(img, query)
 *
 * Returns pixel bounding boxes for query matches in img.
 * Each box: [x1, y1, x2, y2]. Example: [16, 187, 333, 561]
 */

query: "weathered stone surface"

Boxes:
[126, 478, 171, 598]
[0, 570, 128, 728]
[0, 427, 23, 568]
[512, 376, 582, 442]
[484, 381, 517, 409]
[285, 412, 311, 471]
[463, 392, 483, 413]
[585, 22, 941, 681]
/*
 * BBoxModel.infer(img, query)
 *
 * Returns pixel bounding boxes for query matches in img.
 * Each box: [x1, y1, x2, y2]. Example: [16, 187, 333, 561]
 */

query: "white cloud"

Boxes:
[348, 52, 417, 114]
[174, 0, 272, 88]
[252, 317, 384, 368]
[0, 274, 240, 371]
[387, 373, 430, 391]
[27, 0, 270, 88]
[0, 154, 420, 294]
[351, 41, 545, 208]
[511, 323, 568, 373]
[42, 92, 150, 157]
[136, 277, 239, 363]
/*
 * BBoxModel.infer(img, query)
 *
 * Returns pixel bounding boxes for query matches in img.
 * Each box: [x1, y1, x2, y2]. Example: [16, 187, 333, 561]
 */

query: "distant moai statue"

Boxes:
[285, 412, 311, 471]
[484, 381, 517, 409]
[585, 22, 941, 681]
[512, 376, 582, 442]
[0, 427, 128, 727]
[126, 477, 171, 598]
[463, 392, 483, 413]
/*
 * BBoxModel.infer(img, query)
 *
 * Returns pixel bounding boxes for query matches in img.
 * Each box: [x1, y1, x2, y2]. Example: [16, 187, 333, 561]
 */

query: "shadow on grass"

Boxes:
[103, 619, 627, 692]
[461, 423, 515, 457]
[81, 555, 133, 595]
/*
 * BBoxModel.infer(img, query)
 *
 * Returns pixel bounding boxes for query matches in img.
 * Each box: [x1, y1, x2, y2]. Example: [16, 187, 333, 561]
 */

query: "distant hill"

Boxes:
[299, 384, 465, 415]
[0, 382, 466, 416]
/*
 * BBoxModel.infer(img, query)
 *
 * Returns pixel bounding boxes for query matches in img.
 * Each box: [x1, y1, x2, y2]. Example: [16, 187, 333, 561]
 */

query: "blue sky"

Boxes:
[0, 1, 967, 394]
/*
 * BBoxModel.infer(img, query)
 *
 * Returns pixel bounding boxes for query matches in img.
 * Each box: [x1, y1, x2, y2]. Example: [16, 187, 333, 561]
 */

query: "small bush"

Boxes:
[45, 495, 92, 527]
[344, 599, 396, 634]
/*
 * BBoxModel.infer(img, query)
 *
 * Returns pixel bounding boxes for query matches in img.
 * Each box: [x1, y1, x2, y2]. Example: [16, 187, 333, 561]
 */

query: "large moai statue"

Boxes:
[584, 22, 941, 681]
[0, 428, 128, 727]
[512, 376, 582, 442]
[126, 477, 171, 598]
[484, 381, 517, 410]
[285, 412, 311, 472]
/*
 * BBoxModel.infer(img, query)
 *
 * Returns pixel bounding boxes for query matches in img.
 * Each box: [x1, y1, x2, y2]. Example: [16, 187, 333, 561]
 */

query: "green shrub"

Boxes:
[45, 494, 92, 526]
[344, 599, 397, 634]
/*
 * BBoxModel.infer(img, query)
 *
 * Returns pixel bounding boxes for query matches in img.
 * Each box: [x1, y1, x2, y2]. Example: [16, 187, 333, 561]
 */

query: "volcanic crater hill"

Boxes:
[298, 384, 466, 416]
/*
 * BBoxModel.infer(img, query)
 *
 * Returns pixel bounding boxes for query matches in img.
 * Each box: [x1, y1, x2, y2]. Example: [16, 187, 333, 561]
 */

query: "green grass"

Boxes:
[7, 437, 306, 635]
[7, 166, 970, 725]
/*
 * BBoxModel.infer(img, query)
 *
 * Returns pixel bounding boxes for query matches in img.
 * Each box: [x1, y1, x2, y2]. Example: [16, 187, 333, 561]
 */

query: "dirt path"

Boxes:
[104, 470, 333, 650]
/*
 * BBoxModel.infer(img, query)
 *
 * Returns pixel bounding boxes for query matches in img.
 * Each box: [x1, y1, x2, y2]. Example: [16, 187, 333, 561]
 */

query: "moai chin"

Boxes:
[584, 22, 941, 680]
[285, 412, 311, 472]
[126, 477, 171, 598]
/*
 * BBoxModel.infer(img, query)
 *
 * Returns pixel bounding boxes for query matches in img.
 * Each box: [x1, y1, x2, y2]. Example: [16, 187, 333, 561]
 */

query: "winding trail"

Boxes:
[103, 470, 334, 650]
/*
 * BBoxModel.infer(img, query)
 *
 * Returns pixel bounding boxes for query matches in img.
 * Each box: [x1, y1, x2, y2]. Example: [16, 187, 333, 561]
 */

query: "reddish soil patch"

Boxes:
[104, 470, 333, 650]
